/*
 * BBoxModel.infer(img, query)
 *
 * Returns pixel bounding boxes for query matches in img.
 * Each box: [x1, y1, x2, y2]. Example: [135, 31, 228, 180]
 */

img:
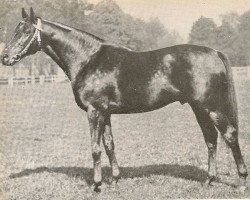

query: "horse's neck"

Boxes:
[41, 20, 103, 81]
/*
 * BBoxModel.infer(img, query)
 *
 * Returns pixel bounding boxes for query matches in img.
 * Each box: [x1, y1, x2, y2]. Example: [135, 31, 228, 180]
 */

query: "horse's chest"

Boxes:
[73, 70, 120, 110]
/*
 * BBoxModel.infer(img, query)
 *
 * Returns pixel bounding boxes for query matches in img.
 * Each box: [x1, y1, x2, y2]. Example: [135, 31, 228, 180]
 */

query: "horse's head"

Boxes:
[2, 7, 42, 66]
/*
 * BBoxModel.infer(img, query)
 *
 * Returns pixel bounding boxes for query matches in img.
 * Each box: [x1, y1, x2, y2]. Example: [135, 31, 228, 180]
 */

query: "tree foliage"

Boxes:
[0, 0, 182, 76]
[189, 16, 217, 47]
[189, 12, 250, 66]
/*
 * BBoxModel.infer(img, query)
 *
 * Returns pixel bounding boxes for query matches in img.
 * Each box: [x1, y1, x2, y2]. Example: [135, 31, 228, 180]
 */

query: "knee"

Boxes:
[92, 143, 101, 160]
[88, 106, 98, 120]
[103, 134, 114, 151]
[223, 126, 237, 145]
[207, 142, 216, 150]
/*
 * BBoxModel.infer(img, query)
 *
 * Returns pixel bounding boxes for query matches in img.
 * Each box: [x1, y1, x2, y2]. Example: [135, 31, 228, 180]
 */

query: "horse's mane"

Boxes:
[42, 19, 132, 51]
[43, 19, 105, 42]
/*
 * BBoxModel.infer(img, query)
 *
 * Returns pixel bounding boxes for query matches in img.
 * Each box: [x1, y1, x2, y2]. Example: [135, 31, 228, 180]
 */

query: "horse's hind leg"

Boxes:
[102, 115, 120, 183]
[190, 104, 218, 185]
[209, 110, 248, 191]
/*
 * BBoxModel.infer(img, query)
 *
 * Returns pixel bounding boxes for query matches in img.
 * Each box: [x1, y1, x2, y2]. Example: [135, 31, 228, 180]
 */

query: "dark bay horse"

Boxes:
[2, 8, 248, 192]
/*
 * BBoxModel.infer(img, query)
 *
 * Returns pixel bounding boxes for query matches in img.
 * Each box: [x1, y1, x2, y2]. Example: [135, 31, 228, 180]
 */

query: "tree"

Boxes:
[85, 0, 182, 50]
[188, 13, 249, 66]
[220, 12, 239, 30]
[237, 11, 250, 65]
[214, 21, 239, 65]
[189, 16, 217, 48]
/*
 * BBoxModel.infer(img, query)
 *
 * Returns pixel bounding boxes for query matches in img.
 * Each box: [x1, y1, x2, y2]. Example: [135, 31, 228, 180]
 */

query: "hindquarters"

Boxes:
[187, 51, 237, 129]
[187, 50, 239, 142]
[189, 51, 247, 189]
[179, 50, 231, 115]
[217, 51, 238, 129]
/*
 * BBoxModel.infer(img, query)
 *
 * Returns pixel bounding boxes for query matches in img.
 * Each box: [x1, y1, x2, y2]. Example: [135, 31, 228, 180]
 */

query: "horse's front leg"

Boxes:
[102, 114, 120, 184]
[87, 105, 105, 192]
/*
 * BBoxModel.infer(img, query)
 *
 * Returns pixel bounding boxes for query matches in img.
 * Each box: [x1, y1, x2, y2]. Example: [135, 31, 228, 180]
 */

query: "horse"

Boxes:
[2, 8, 248, 192]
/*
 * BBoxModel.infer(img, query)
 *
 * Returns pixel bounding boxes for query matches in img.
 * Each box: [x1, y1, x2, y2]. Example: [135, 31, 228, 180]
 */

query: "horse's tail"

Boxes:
[217, 51, 239, 130]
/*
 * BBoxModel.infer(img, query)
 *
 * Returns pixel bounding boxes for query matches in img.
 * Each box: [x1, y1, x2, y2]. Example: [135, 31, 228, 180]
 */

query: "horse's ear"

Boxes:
[30, 7, 36, 24]
[22, 8, 29, 21]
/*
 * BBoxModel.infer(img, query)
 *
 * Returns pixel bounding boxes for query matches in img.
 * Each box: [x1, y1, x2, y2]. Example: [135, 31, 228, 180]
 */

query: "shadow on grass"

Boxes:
[9, 164, 208, 185]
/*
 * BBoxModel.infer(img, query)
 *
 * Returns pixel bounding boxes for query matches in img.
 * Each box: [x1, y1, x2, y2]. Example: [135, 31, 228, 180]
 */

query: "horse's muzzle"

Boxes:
[2, 53, 9, 65]
[2, 53, 20, 66]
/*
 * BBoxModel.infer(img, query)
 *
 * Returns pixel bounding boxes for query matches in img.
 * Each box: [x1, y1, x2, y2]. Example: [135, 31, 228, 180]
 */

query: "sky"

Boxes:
[88, 0, 250, 41]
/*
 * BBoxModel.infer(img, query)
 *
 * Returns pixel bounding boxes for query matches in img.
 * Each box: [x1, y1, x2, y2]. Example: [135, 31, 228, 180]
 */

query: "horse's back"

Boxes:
[109, 44, 227, 111]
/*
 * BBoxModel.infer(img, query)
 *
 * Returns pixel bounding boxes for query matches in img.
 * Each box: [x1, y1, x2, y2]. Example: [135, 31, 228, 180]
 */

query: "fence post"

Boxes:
[25, 77, 28, 85]
[39, 75, 44, 85]
[31, 76, 35, 84]
[8, 77, 13, 87]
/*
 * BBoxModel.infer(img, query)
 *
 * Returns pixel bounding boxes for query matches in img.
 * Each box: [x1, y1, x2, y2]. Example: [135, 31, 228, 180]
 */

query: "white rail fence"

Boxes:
[0, 67, 249, 87]
[0, 75, 68, 87]
[232, 67, 250, 80]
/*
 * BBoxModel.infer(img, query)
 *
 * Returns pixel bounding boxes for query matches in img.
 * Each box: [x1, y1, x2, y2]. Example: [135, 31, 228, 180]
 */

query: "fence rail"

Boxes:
[0, 67, 250, 87]
[232, 67, 250, 80]
[0, 75, 68, 86]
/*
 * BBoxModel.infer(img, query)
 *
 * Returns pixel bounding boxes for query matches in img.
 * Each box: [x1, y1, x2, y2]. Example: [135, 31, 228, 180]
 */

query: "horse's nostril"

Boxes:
[3, 53, 9, 59]
[14, 54, 21, 61]
[2, 54, 9, 64]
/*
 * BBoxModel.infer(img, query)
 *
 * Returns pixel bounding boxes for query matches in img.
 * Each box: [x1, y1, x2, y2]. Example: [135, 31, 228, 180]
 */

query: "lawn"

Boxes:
[0, 80, 250, 199]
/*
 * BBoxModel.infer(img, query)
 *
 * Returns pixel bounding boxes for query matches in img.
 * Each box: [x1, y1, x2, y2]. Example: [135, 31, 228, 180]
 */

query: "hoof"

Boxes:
[205, 176, 218, 185]
[93, 182, 102, 192]
[236, 185, 247, 194]
[109, 176, 120, 185]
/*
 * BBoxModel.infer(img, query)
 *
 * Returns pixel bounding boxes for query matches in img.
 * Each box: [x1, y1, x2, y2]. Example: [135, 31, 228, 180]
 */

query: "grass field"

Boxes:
[0, 80, 250, 199]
